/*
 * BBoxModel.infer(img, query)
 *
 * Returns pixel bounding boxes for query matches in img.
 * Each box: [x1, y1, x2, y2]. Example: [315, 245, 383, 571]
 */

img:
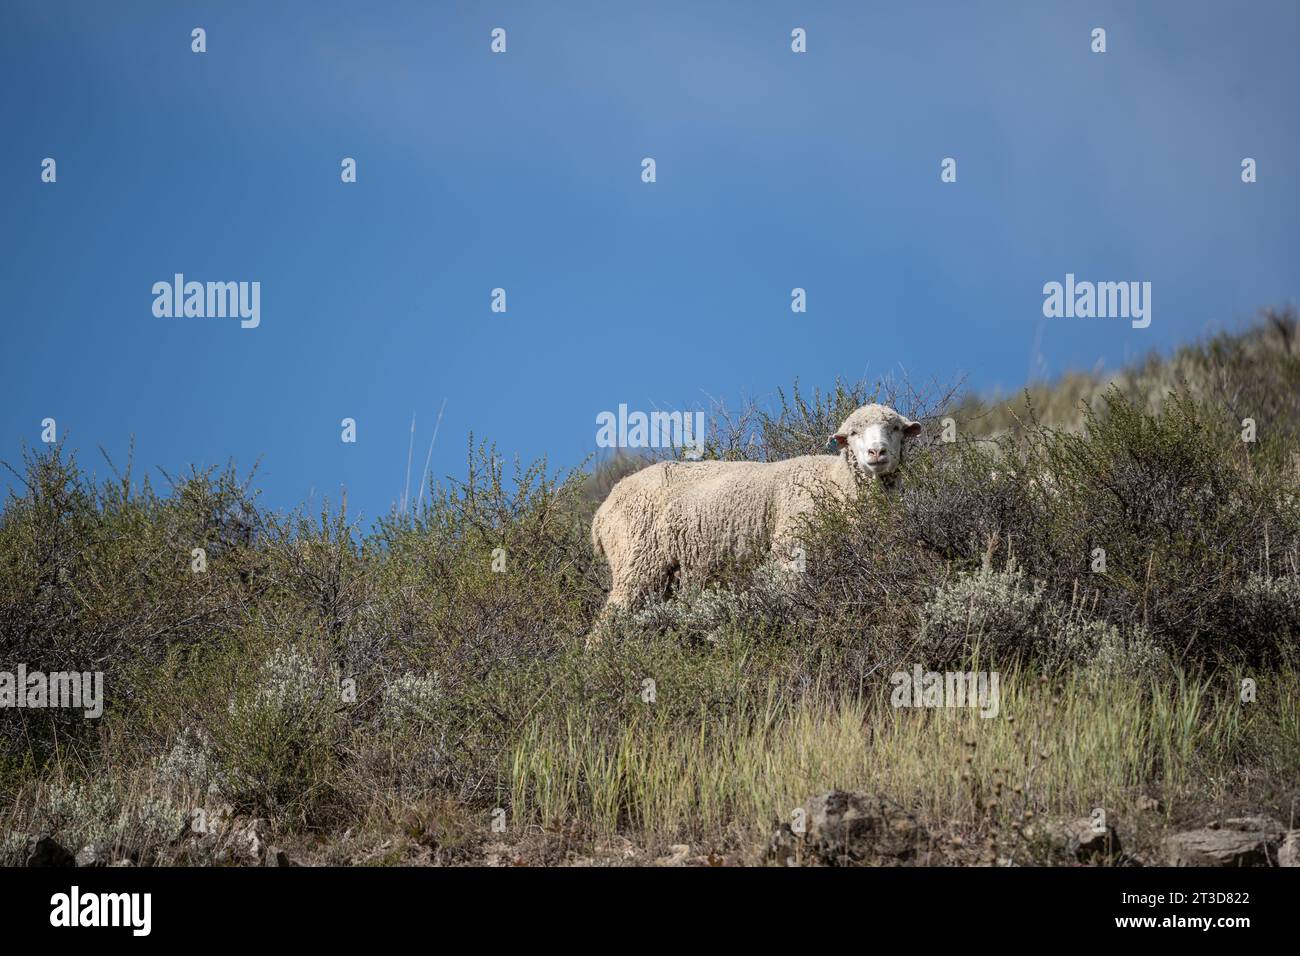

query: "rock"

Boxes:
[74, 843, 109, 868]
[1279, 832, 1300, 868]
[766, 824, 801, 866]
[231, 817, 268, 863]
[1048, 817, 1123, 863]
[656, 844, 690, 866]
[593, 835, 637, 861]
[264, 846, 293, 867]
[27, 836, 75, 867]
[770, 791, 927, 866]
[1223, 815, 1284, 838]
[1165, 828, 1279, 867]
[190, 802, 235, 837]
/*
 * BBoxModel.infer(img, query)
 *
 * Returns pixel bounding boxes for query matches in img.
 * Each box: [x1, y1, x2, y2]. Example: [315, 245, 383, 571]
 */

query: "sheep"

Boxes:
[589, 403, 922, 633]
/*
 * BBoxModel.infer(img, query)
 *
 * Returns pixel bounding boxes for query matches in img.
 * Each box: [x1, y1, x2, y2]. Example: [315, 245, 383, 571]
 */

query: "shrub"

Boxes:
[30, 779, 185, 863]
[916, 560, 1048, 667]
[2, 317, 1299, 859]
[1222, 574, 1300, 656]
[791, 385, 1300, 671]
[206, 643, 345, 821]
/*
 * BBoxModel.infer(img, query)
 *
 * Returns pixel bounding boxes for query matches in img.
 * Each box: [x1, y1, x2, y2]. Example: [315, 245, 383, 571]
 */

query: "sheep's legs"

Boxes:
[586, 569, 636, 648]
[586, 560, 672, 648]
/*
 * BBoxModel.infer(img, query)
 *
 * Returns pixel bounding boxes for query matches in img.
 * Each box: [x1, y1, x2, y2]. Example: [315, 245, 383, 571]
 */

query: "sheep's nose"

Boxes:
[865, 447, 887, 462]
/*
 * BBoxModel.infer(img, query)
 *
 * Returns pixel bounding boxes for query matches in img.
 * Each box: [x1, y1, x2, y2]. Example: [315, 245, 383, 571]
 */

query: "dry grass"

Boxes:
[507, 664, 1300, 858]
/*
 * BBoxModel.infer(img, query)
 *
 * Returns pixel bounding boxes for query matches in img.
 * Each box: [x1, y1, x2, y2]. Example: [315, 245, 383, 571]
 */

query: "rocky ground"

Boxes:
[19, 789, 1299, 868]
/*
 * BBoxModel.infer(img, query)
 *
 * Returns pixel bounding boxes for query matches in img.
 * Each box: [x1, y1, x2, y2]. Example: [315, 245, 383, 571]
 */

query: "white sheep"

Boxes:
[590, 403, 922, 631]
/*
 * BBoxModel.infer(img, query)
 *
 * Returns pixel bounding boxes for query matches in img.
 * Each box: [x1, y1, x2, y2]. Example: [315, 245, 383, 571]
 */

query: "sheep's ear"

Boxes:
[827, 433, 849, 451]
[903, 420, 922, 438]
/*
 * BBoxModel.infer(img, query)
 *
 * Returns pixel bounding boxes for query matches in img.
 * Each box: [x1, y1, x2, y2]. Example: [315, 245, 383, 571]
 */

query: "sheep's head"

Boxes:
[829, 404, 922, 477]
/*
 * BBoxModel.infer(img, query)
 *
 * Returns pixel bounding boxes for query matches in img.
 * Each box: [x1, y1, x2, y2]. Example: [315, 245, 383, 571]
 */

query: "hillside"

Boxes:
[3, 312, 1299, 867]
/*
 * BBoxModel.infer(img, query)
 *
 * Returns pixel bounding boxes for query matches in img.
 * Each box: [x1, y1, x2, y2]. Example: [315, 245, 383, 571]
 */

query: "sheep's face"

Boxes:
[830, 405, 922, 477]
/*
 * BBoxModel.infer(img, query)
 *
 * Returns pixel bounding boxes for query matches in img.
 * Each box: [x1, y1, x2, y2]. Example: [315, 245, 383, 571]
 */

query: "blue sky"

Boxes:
[2, 0, 1297, 523]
